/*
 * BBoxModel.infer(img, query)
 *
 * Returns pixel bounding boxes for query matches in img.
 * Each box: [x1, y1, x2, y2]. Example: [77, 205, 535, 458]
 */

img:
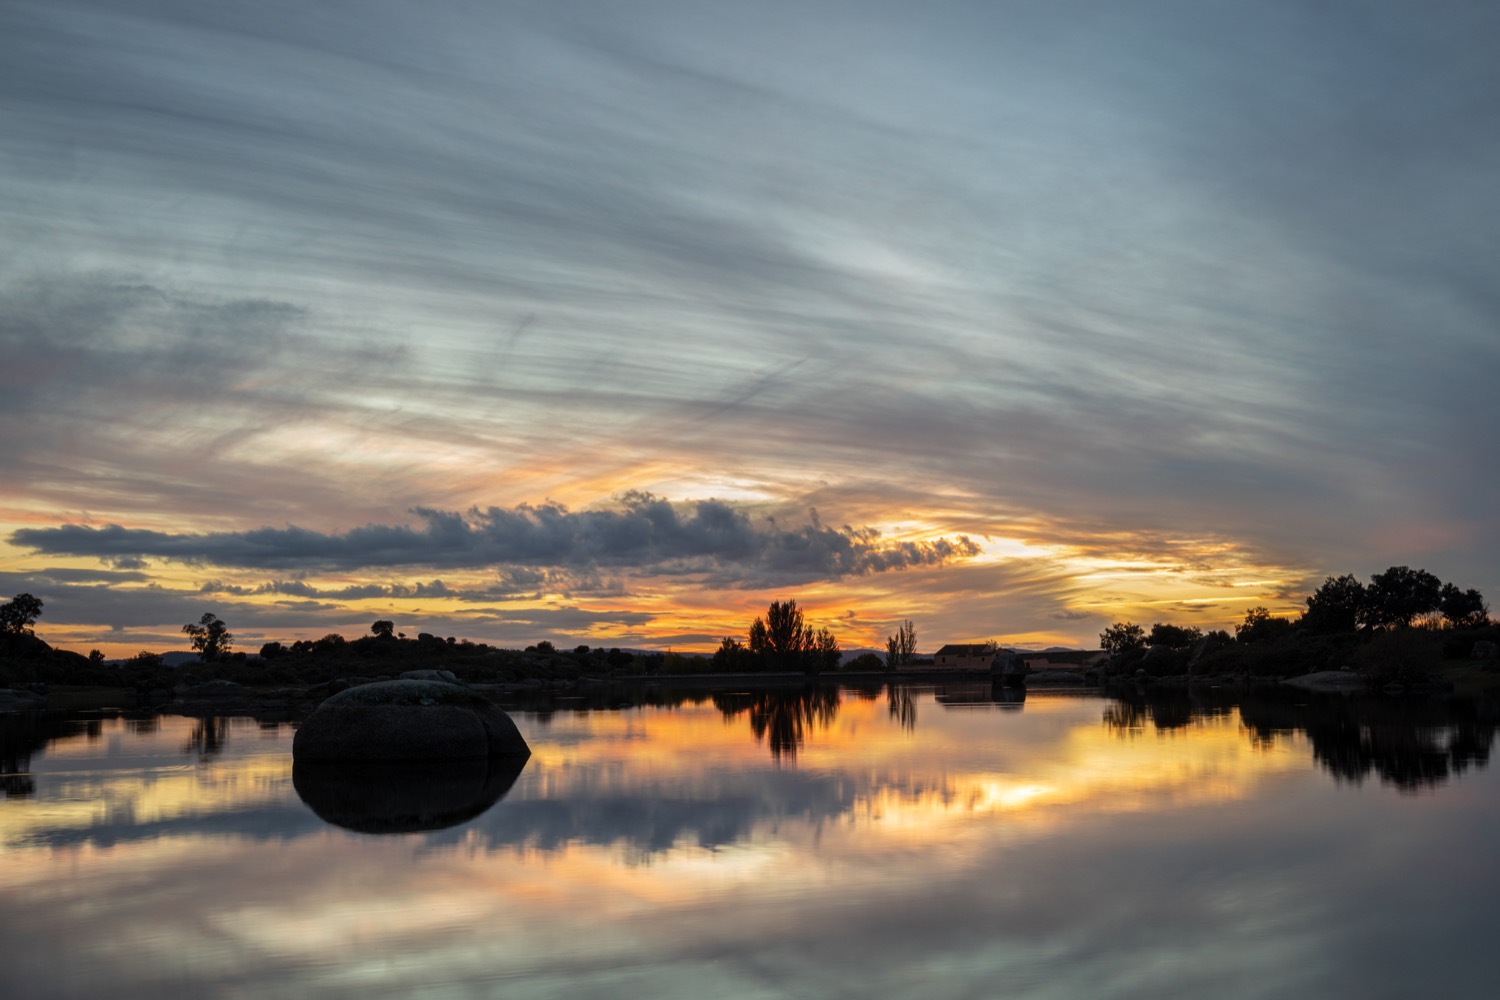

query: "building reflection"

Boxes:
[932, 681, 1026, 709]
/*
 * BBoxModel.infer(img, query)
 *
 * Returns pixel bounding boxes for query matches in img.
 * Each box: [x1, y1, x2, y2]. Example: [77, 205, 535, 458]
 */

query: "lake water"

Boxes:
[3, 681, 1498, 999]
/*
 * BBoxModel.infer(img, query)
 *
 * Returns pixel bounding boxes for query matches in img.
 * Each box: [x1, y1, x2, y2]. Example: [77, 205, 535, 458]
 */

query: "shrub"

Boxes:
[1353, 630, 1441, 686]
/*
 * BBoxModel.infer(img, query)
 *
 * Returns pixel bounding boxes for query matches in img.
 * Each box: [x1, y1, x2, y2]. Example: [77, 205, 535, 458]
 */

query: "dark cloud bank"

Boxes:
[12, 493, 978, 587]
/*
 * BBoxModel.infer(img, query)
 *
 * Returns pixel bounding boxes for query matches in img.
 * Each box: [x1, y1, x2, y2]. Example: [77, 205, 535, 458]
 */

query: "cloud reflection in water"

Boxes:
[2, 689, 1499, 998]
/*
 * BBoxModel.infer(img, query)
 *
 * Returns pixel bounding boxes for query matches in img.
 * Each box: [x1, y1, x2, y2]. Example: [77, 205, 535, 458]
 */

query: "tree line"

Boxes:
[713, 599, 842, 673]
[1098, 565, 1493, 682]
[710, 602, 920, 674]
[1301, 566, 1487, 632]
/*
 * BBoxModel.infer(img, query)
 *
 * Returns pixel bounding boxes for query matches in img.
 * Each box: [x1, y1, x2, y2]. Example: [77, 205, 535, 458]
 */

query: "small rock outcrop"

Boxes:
[1283, 671, 1367, 692]
[293, 679, 530, 761]
[182, 679, 244, 698]
[0, 688, 47, 712]
[398, 669, 462, 684]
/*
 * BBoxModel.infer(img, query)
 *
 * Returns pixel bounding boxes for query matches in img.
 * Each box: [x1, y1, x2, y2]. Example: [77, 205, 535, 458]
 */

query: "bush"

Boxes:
[1352, 630, 1442, 687]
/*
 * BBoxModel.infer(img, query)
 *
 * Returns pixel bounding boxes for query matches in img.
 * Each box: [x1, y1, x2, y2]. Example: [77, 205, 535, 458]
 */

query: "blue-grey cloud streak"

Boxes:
[12, 494, 978, 583]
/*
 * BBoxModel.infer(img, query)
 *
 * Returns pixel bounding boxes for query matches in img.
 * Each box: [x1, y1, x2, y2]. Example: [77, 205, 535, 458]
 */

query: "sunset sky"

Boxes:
[3, 0, 1496, 657]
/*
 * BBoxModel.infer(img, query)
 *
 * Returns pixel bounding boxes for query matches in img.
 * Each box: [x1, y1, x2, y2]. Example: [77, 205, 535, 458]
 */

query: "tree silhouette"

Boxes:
[886, 619, 917, 669]
[749, 599, 807, 668]
[1236, 607, 1293, 644]
[1440, 584, 1489, 629]
[746, 599, 840, 673]
[1147, 623, 1202, 648]
[1303, 574, 1367, 632]
[809, 627, 841, 674]
[183, 612, 232, 661]
[0, 593, 42, 636]
[1365, 566, 1442, 629]
[713, 636, 750, 671]
[1100, 622, 1146, 659]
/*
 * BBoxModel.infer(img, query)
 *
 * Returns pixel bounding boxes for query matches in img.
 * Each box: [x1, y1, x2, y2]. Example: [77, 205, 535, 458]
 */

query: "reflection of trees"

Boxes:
[1, 712, 88, 798]
[0, 772, 34, 797]
[1102, 699, 1150, 735]
[1103, 689, 1237, 737]
[1241, 694, 1497, 793]
[713, 687, 842, 761]
[1104, 688, 1500, 792]
[887, 685, 917, 732]
[3, 713, 64, 797]
[1305, 716, 1465, 790]
[183, 717, 229, 761]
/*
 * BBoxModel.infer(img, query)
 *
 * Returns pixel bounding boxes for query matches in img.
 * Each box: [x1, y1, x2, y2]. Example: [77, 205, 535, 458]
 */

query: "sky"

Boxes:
[2, 0, 1497, 657]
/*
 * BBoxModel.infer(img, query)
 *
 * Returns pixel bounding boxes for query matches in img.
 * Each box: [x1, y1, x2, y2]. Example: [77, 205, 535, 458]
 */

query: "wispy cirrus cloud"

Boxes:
[2, 0, 1497, 651]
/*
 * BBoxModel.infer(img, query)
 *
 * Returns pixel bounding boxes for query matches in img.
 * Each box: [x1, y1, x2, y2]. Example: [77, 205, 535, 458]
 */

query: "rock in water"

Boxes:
[293, 679, 530, 761]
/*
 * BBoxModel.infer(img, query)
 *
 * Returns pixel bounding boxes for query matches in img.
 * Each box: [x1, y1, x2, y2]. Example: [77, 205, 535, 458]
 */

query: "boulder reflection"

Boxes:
[293, 756, 529, 834]
[1104, 687, 1500, 792]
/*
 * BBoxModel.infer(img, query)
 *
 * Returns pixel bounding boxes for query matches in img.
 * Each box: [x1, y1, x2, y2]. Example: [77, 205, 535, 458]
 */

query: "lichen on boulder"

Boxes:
[293, 679, 530, 761]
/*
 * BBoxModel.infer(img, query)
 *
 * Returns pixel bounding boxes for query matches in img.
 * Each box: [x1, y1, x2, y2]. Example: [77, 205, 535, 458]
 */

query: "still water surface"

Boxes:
[3, 682, 1498, 999]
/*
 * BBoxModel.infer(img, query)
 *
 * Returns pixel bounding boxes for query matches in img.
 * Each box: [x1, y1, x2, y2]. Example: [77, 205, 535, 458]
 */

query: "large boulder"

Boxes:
[293, 679, 530, 761]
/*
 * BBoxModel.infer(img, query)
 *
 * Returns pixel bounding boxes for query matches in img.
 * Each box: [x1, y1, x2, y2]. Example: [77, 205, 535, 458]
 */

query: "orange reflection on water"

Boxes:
[0, 691, 1341, 999]
[515, 693, 1313, 850]
[0, 716, 294, 853]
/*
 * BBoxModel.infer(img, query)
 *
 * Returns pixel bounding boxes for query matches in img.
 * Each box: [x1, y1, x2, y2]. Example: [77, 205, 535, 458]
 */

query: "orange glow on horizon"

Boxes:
[1, 483, 1318, 656]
